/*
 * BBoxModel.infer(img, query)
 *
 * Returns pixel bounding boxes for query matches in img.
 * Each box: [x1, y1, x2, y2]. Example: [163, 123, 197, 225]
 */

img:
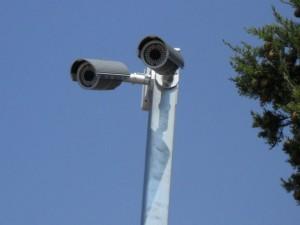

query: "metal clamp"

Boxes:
[155, 70, 180, 89]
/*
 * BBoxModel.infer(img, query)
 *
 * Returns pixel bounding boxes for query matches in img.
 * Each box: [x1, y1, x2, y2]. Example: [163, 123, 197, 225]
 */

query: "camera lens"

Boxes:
[78, 63, 97, 88]
[143, 41, 167, 67]
[149, 49, 161, 60]
[84, 70, 95, 82]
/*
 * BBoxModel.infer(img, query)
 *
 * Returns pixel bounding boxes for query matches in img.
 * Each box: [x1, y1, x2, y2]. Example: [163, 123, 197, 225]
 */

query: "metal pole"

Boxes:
[69, 35, 184, 225]
[141, 71, 179, 225]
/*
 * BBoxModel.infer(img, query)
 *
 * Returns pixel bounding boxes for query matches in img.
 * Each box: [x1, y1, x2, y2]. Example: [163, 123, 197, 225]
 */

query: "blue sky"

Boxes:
[0, 0, 299, 225]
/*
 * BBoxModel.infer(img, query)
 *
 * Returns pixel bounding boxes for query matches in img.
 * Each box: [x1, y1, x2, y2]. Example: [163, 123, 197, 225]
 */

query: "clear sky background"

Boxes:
[0, 0, 299, 225]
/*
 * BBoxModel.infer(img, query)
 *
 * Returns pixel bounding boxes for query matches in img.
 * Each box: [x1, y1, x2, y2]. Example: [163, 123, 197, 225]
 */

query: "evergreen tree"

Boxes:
[226, 0, 300, 204]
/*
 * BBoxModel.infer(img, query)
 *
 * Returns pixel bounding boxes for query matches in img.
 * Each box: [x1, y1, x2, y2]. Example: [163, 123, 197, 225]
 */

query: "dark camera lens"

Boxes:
[143, 42, 167, 67]
[149, 49, 161, 60]
[77, 63, 97, 88]
[84, 70, 95, 82]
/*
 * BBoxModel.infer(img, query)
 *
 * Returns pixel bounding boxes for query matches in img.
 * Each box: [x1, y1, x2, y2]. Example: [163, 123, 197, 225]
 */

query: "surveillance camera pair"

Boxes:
[70, 35, 184, 90]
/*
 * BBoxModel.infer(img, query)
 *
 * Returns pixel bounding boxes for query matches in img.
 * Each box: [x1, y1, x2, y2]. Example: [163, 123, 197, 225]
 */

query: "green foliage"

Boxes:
[251, 110, 287, 147]
[226, 0, 300, 204]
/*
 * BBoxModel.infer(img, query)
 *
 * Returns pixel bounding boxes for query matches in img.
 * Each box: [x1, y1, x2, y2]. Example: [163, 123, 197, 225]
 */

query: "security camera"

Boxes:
[138, 36, 184, 76]
[70, 58, 130, 90]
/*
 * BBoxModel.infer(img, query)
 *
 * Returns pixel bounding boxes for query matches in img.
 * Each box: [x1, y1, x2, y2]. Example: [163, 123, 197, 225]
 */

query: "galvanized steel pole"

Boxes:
[141, 70, 179, 225]
[70, 35, 183, 225]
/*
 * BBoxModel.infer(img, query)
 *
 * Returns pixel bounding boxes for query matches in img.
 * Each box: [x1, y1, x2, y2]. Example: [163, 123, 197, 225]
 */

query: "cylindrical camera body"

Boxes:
[138, 36, 184, 76]
[70, 59, 129, 90]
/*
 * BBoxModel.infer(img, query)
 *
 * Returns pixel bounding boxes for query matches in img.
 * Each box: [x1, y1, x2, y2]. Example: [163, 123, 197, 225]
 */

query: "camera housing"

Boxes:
[70, 58, 130, 90]
[138, 36, 184, 76]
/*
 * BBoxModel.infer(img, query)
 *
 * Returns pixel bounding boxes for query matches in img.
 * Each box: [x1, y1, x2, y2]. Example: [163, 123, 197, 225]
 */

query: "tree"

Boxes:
[226, 0, 300, 204]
